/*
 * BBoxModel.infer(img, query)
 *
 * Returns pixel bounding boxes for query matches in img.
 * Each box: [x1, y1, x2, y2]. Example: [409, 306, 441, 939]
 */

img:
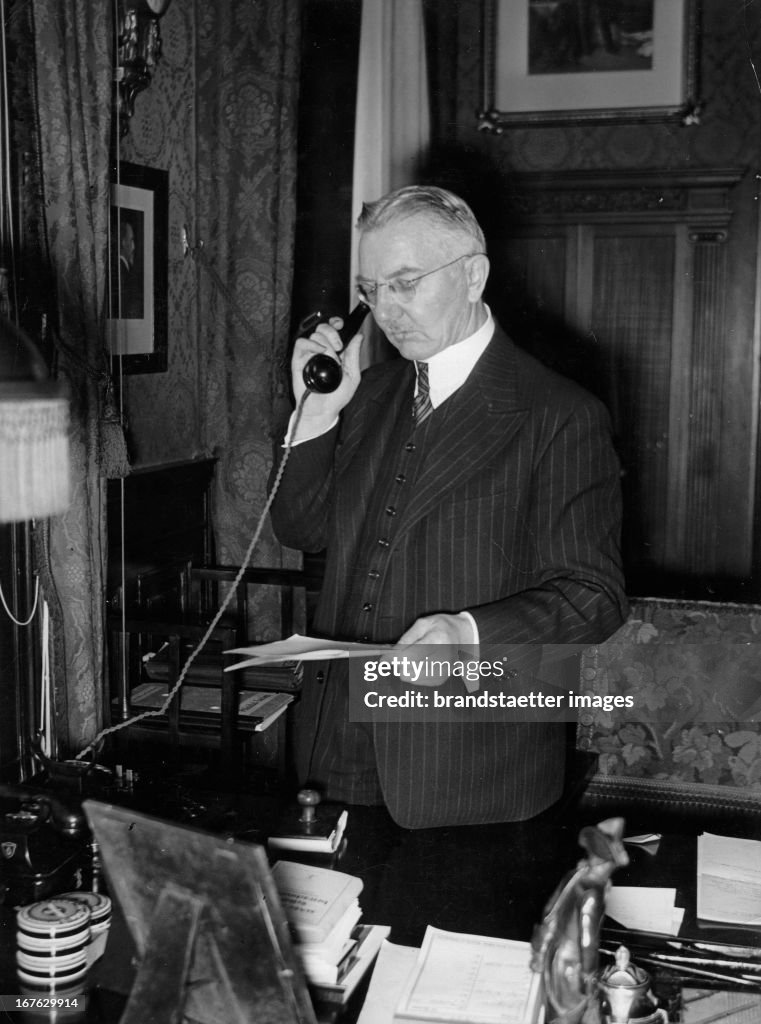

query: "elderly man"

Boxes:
[271, 185, 626, 828]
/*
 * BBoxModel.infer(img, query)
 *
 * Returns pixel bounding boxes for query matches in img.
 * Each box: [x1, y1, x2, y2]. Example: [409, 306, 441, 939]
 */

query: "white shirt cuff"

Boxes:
[457, 611, 479, 646]
[283, 412, 339, 447]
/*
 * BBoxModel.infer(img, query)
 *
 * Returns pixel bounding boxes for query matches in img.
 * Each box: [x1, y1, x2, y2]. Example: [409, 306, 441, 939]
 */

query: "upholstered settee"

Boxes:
[576, 597, 761, 816]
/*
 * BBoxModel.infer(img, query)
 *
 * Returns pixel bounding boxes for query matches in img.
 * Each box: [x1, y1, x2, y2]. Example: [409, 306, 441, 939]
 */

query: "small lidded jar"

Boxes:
[598, 945, 668, 1024]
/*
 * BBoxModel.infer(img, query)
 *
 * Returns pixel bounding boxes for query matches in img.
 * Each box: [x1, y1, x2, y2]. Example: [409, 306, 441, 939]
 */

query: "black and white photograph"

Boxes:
[107, 161, 168, 373]
[1, 1, 761, 1020]
[486, 0, 697, 125]
[528, 0, 655, 75]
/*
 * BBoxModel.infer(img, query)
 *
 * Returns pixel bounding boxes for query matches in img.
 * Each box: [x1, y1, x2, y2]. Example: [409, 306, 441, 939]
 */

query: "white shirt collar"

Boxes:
[415, 306, 495, 409]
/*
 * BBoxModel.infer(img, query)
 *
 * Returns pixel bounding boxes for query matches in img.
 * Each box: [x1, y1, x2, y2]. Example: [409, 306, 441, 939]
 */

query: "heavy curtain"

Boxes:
[31, 0, 113, 753]
[350, 0, 430, 365]
[195, 3, 301, 588]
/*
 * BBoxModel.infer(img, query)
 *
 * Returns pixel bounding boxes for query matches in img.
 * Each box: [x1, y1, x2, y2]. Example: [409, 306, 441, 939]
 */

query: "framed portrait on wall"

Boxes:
[107, 162, 168, 374]
[478, 0, 700, 130]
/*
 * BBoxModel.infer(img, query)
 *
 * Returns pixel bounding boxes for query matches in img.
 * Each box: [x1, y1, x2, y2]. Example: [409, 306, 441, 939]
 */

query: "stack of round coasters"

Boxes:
[58, 891, 112, 964]
[16, 898, 91, 988]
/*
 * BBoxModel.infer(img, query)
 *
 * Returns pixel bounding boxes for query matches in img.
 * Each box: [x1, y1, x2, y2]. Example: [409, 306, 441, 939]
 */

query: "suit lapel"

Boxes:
[397, 331, 529, 542]
[335, 330, 529, 541]
[336, 359, 413, 472]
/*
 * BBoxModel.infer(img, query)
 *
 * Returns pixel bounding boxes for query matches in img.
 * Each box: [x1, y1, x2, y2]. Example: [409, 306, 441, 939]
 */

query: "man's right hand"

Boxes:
[291, 317, 364, 436]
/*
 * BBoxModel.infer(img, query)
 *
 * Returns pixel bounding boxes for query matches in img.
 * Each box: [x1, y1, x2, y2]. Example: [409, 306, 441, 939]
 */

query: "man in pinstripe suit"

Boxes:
[271, 186, 627, 828]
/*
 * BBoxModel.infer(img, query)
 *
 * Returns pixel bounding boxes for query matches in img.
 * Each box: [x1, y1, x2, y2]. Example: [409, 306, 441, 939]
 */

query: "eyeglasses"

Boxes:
[356, 252, 485, 307]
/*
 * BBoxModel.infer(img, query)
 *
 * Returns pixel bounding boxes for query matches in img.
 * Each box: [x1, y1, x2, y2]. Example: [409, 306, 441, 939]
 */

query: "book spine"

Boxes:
[309, 984, 345, 1007]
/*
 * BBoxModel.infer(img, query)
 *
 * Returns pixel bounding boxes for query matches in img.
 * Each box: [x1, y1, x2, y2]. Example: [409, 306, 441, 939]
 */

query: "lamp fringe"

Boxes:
[0, 395, 69, 521]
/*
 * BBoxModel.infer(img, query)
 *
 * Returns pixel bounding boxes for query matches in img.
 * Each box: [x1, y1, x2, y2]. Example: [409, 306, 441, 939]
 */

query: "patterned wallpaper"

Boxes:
[113, 0, 301, 581]
[117, 0, 202, 467]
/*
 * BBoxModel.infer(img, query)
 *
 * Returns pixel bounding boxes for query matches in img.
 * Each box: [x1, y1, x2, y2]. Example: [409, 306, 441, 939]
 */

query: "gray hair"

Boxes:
[357, 185, 486, 254]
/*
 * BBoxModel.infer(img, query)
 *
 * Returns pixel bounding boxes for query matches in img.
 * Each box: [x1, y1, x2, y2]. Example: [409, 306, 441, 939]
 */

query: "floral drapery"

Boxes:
[351, 0, 430, 367]
[32, 0, 113, 753]
[195, 3, 301, 585]
[6, 0, 302, 762]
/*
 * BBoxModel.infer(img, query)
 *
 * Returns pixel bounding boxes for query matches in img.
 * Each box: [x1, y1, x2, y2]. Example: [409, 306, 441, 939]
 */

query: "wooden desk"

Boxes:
[1, 796, 759, 1022]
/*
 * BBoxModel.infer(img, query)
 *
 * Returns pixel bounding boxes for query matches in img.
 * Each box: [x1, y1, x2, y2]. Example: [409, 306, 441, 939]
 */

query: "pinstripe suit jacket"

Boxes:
[271, 325, 627, 827]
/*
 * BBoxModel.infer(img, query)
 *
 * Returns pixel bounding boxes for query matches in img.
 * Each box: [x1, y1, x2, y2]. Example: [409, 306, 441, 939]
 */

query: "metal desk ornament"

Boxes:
[598, 946, 668, 1024]
[531, 817, 667, 1024]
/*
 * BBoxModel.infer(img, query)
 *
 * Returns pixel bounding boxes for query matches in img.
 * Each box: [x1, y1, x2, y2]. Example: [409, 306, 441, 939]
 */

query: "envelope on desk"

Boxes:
[605, 885, 685, 935]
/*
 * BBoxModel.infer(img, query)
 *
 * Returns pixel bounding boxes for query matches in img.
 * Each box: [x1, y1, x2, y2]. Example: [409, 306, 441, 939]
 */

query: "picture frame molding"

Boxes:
[477, 0, 701, 132]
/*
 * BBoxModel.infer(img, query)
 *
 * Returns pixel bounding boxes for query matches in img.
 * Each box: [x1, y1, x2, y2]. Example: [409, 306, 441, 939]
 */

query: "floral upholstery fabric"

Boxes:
[32, 0, 113, 753]
[577, 598, 761, 795]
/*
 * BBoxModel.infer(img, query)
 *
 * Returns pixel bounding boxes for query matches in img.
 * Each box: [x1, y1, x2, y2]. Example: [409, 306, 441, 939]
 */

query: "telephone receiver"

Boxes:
[0, 783, 86, 838]
[301, 301, 371, 394]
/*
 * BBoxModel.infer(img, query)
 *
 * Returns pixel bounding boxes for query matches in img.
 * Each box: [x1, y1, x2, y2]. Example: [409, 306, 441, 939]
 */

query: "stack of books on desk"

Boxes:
[145, 648, 303, 691]
[272, 859, 389, 1005]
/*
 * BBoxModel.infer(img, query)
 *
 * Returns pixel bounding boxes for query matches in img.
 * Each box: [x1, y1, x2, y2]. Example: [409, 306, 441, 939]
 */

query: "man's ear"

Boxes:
[466, 253, 490, 302]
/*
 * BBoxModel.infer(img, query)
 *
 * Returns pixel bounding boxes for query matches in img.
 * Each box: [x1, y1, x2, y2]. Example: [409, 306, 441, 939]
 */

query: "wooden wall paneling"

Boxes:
[753, 191, 761, 588]
[571, 223, 591, 338]
[588, 226, 676, 578]
[496, 168, 746, 595]
[489, 225, 603, 398]
[683, 229, 730, 573]
[666, 223, 697, 573]
[492, 231, 568, 324]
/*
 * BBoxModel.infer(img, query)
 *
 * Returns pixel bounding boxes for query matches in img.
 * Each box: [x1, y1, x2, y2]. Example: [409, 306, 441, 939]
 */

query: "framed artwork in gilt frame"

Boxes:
[478, 0, 700, 131]
[107, 161, 168, 374]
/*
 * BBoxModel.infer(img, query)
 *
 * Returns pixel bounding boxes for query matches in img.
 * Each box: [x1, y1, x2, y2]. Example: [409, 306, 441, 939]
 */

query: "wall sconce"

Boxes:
[115, 0, 173, 138]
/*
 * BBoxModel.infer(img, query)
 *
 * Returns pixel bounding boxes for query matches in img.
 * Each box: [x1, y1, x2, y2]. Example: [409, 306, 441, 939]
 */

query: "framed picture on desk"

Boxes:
[107, 162, 168, 374]
[478, 0, 700, 130]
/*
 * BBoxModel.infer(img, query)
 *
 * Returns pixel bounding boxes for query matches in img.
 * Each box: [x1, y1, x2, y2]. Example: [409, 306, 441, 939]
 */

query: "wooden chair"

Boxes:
[106, 560, 323, 778]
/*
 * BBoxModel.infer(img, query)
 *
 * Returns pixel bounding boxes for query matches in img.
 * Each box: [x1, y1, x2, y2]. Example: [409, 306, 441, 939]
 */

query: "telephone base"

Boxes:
[0, 807, 92, 906]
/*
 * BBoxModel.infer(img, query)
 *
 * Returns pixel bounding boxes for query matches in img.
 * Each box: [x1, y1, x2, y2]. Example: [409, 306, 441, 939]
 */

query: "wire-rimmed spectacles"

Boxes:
[356, 252, 485, 308]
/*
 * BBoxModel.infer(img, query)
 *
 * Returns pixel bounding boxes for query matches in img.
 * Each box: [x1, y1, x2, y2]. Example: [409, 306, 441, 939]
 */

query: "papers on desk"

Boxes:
[358, 928, 542, 1024]
[225, 633, 392, 670]
[359, 942, 418, 1024]
[697, 832, 761, 926]
[604, 832, 761, 932]
[605, 886, 685, 935]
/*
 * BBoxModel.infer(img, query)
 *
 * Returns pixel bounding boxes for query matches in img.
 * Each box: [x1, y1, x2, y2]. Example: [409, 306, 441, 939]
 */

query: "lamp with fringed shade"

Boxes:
[0, 317, 69, 523]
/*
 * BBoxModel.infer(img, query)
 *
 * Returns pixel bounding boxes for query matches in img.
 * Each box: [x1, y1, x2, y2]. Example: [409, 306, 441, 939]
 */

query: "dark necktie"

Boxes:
[413, 362, 433, 426]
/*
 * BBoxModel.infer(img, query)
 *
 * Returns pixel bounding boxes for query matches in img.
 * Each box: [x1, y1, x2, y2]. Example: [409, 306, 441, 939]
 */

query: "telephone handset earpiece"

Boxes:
[301, 302, 371, 394]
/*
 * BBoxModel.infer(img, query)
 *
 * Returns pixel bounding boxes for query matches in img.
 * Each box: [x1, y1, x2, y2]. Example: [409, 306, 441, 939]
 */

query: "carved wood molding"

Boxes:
[505, 168, 745, 230]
